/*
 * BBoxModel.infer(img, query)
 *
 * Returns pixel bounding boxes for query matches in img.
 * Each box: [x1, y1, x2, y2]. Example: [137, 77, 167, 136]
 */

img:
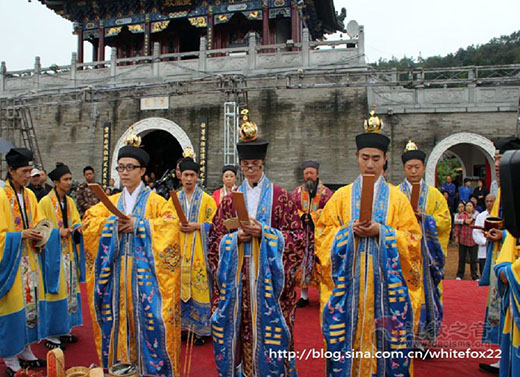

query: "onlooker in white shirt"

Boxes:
[472, 193, 496, 276]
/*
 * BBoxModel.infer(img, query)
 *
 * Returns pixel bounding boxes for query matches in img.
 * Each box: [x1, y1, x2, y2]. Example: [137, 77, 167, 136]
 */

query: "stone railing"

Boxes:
[367, 65, 520, 114]
[0, 27, 365, 96]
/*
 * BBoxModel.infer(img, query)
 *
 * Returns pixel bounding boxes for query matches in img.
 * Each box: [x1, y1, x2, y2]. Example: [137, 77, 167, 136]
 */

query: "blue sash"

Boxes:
[72, 223, 86, 283]
[399, 182, 444, 342]
[40, 229, 63, 294]
[0, 233, 23, 299]
[495, 259, 520, 377]
[323, 177, 413, 377]
[212, 176, 292, 377]
[94, 187, 173, 376]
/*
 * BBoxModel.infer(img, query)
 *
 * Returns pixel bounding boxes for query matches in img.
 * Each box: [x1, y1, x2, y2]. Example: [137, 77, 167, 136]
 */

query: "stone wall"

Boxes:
[2, 76, 517, 193]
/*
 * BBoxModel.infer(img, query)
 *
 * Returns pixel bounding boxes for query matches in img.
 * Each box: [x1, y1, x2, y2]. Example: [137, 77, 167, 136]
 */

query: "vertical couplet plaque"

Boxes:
[199, 118, 208, 187]
[101, 122, 111, 187]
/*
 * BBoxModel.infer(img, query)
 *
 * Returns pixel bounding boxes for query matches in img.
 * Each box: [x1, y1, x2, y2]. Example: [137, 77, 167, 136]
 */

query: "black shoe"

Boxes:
[479, 363, 499, 374]
[193, 336, 205, 346]
[5, 367, 17, 377]
[19, 358, 47, 368]
[59, 334, 78, 344]
[296, 298, 309, 308]
[44, 340, 66, 351]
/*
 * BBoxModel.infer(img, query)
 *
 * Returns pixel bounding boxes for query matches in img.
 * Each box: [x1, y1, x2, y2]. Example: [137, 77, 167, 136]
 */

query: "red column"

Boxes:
[98, 21, 105, 62]
[77, 27, 84, 64]
[262, 7, 270, 45]
[291, 3, 300, 43]
[485, 158, 491, 189]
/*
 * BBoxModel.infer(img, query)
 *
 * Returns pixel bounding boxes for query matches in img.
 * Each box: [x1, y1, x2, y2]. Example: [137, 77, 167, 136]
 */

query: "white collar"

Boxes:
[246, 174, 265, 191]
[123, 182, 144, 215]
[405, 178, 424, 191]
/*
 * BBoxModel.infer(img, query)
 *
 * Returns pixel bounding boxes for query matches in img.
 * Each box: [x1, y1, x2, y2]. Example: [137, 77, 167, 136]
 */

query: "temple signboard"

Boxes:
[140, 97, 169, 110]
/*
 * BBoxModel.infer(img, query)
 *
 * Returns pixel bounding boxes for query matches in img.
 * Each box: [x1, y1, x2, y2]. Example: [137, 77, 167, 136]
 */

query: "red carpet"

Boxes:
[1, 281, 499, 376]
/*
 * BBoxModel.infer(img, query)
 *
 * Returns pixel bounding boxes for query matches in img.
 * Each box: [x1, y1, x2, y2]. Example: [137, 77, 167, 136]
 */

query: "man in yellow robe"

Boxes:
[399, 141, 451, 348]
[316, 129, 422, 377]
[170, 157, 216, 346]
[83, 143, 181, 376]
[39, 162, 85, 350]
[0, 148, 52, 376]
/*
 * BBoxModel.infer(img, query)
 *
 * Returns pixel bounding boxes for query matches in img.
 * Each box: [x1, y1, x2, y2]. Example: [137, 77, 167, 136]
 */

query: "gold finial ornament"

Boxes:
[363, 105, 384, 133]
[124, 126, 142, 147]
[404, 139, 419, 152]
[239, 108, 258, 142]
[183, 146, 196, 160]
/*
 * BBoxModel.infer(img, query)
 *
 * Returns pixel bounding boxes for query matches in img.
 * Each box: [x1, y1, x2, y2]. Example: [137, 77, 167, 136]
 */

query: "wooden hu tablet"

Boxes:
[410, 182, 421, 212]
[359, 174, 375, 222]
[232, 192, 251, 226]
[88, 183, 129, 220]
[169, 190, 188, 226]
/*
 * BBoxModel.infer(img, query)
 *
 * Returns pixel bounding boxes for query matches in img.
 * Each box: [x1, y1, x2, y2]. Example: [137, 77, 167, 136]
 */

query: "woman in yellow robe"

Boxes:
[171, 157, 216, 344]
[83, 145, 182, 376]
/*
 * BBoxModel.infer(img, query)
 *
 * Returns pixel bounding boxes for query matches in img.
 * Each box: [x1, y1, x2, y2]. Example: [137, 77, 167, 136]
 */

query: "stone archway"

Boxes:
[425, 132, 495, 186]
[111, 117, 193, 185]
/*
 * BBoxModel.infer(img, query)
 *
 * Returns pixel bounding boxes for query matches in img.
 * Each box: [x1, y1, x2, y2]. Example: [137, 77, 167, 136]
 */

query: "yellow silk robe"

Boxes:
[316, 181, 422, 377]
[495, 233, 520, 374]
[83, 191, 181, 376]
[170, 189, 216, 336]
[0, 185, 45, 357]
[39, 191, 83, 332]
[424, 185, 451, 305]
[423, 186, 451, 254]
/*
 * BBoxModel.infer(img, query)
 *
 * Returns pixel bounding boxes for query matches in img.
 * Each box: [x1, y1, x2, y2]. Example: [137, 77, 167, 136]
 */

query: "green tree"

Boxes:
[371, 30, 520, 69]
[436, 156, 462, 190]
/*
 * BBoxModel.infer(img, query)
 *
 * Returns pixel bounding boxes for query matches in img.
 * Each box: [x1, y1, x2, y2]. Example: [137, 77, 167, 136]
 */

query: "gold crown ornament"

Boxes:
[363, 105, 384, 133]
[404, 139, 419, 152]
[183, 146, 196, 160]
[239, 108, 258, 142]
[124, 127, 142, 147]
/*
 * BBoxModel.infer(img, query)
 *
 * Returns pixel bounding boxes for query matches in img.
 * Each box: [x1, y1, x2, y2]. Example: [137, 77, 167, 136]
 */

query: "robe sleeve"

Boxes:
[0, 191, 23, 299]
[290, 187, 303, 217]
[203, 195, 217, 224]
[315, 188, 346, 311]
[494, 234, 520, 323]
[274, 187, 304, 279]
[426, 187, 452, 254]
[390, 189, 423, 333]
[208, 194, 235, 309]
[82, 199, 113, 272]
[495, 233, 518, 267]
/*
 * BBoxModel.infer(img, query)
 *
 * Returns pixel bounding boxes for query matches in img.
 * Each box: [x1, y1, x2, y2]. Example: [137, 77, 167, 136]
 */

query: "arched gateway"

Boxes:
[425, 132, 496, 187]
[111, 117, 194, 185]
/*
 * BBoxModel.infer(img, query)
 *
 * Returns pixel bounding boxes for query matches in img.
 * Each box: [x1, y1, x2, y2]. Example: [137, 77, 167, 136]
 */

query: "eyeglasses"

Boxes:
[116, 164, 142, 172]
[240, 165, 263, 172]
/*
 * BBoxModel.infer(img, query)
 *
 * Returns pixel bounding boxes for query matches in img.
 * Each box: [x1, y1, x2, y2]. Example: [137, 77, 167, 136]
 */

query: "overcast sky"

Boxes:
[1, 0, 518, 70]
